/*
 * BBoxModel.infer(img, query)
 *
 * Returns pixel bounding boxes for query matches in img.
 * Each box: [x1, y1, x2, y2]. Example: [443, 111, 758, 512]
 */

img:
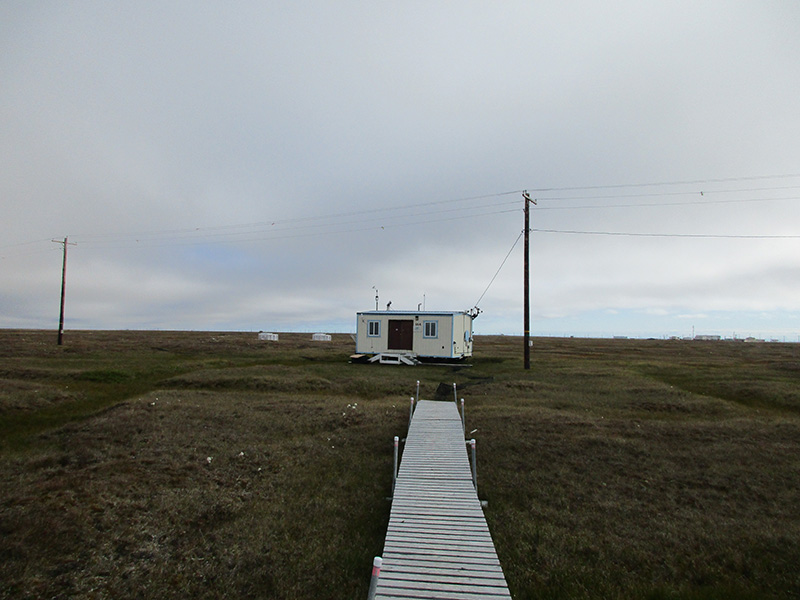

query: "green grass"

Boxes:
[1, 331, 799, 599]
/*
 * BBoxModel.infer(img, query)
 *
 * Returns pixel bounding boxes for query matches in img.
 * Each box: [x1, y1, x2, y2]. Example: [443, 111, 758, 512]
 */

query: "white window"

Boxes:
[368, 320, 381, 337]
[423, 321, 438, 338]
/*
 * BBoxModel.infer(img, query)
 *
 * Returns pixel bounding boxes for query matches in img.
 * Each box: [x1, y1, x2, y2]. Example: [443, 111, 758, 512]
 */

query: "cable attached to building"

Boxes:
[472, 230, 524, 311]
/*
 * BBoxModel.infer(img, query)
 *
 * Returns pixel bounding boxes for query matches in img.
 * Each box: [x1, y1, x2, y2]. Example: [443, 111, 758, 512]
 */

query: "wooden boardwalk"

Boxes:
[374, 399, 512, 599]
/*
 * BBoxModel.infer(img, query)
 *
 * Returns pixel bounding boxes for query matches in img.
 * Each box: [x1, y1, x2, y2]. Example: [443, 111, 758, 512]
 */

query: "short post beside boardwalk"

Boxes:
[371, 385, 511, 599]
[367, 556, 382, 600]
[392, 436, 399, 496]
[469, 438, 477, 492]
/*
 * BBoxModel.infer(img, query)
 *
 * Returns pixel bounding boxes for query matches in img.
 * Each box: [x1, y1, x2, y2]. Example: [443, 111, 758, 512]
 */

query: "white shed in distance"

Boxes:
[312, 333, 332, 342]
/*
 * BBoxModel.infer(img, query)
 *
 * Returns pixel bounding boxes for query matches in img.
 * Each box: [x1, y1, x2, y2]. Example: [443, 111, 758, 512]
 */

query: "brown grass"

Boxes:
[1, 330, 799, 599]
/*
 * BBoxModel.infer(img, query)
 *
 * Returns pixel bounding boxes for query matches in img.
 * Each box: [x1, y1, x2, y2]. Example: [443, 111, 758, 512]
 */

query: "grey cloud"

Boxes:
[2, 2, 800, 336]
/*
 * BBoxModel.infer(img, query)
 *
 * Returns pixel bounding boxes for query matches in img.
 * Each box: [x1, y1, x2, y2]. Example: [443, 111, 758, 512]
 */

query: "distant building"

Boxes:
[355, 310, 475, 360]
[258, 332, 279, 341]
[312, 333, 332, 342]
[694, 335, 721, 341]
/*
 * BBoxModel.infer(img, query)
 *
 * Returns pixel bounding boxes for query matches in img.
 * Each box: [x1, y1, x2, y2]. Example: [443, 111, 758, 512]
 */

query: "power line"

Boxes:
[532, 228, 800, 239]
[74, 199, 520, 245]
[75, 174, 800, 244]
[69, 190, 800, 248]
[534, 184, 800, 202]
[535, 195, 800, 211]
[0, 246, 61, 260]
[74, 206, 522, 250]
[72, 191, 523, 241]
[69, 178, 800, 242]
[521, 173, 800, 194]
[7, 173, 800, 251]
[0, 238, 57, 251]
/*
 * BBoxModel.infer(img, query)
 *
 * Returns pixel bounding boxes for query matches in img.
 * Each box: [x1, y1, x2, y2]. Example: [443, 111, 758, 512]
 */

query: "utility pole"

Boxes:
[52, 237, 76, 345]
[523, 192, 536, 369]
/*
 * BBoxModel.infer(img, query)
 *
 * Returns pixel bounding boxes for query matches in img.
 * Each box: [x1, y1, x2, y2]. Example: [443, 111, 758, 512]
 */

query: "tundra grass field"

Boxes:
[1, 330, 799, 599]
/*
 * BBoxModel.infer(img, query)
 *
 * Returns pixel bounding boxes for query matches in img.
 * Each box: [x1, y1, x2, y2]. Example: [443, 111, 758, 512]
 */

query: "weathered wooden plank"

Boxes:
[388, 514, 487, 525]
[378, 583, 510, 598]
[394, 481, 474, 489]
[388, 511, 486, 522]
[381, 551, 504, 569]
[390, 494, 480, 506]
[386, 529, 495, 541]
[388, 520, 487, 530]
[395, 479, 473, 487]
[381, 560, 506, 577]
[389, 500, 480, 512]
[375, 591, 503, 600]
[385, 536, 495, 549]
[375, 577, 511, 598]
[392, 488, 476, 496]
[387, 507, 485, 520]
[382, 544, 500, 559]
[381, 574, 508, 589]
[379, 581, 510, 595]
[380, 572, 506, 584]
[387, 523, 491, 535]
[389, 502, 482, 515]
[393, 484, 475, 492]
[383, 528, 494, 542]
[385, 523, 495, 538]
[392, 491, 477, 500]
[392, 487, 476, 496]
[384, 536, 497, 550]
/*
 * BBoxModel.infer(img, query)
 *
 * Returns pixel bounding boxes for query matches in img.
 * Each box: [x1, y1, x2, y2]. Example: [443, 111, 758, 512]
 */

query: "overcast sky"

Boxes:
[2, 1, 800, 339]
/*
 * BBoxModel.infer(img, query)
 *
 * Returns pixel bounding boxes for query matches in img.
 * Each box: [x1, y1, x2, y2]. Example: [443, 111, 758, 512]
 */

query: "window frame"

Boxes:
[367, 320, 381, 337]
[423, 320, 438, 339]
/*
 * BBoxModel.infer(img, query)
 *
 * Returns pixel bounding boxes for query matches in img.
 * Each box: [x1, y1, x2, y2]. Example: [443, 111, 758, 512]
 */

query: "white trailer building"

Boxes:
[355, 310, 475, 362]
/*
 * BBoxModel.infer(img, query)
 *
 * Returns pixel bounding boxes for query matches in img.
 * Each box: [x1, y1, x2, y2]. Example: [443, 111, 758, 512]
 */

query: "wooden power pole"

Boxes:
[523, 192, 536, 369]
[52, 237, 75, 345]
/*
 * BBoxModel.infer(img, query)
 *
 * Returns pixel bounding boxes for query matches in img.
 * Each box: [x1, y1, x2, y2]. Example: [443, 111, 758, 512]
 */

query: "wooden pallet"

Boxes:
[368, 353, 421, 365]
[374, 400, 512, 599]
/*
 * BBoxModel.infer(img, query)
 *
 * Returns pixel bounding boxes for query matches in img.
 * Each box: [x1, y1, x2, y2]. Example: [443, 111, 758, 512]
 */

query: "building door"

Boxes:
[388, 319, 414, 350]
